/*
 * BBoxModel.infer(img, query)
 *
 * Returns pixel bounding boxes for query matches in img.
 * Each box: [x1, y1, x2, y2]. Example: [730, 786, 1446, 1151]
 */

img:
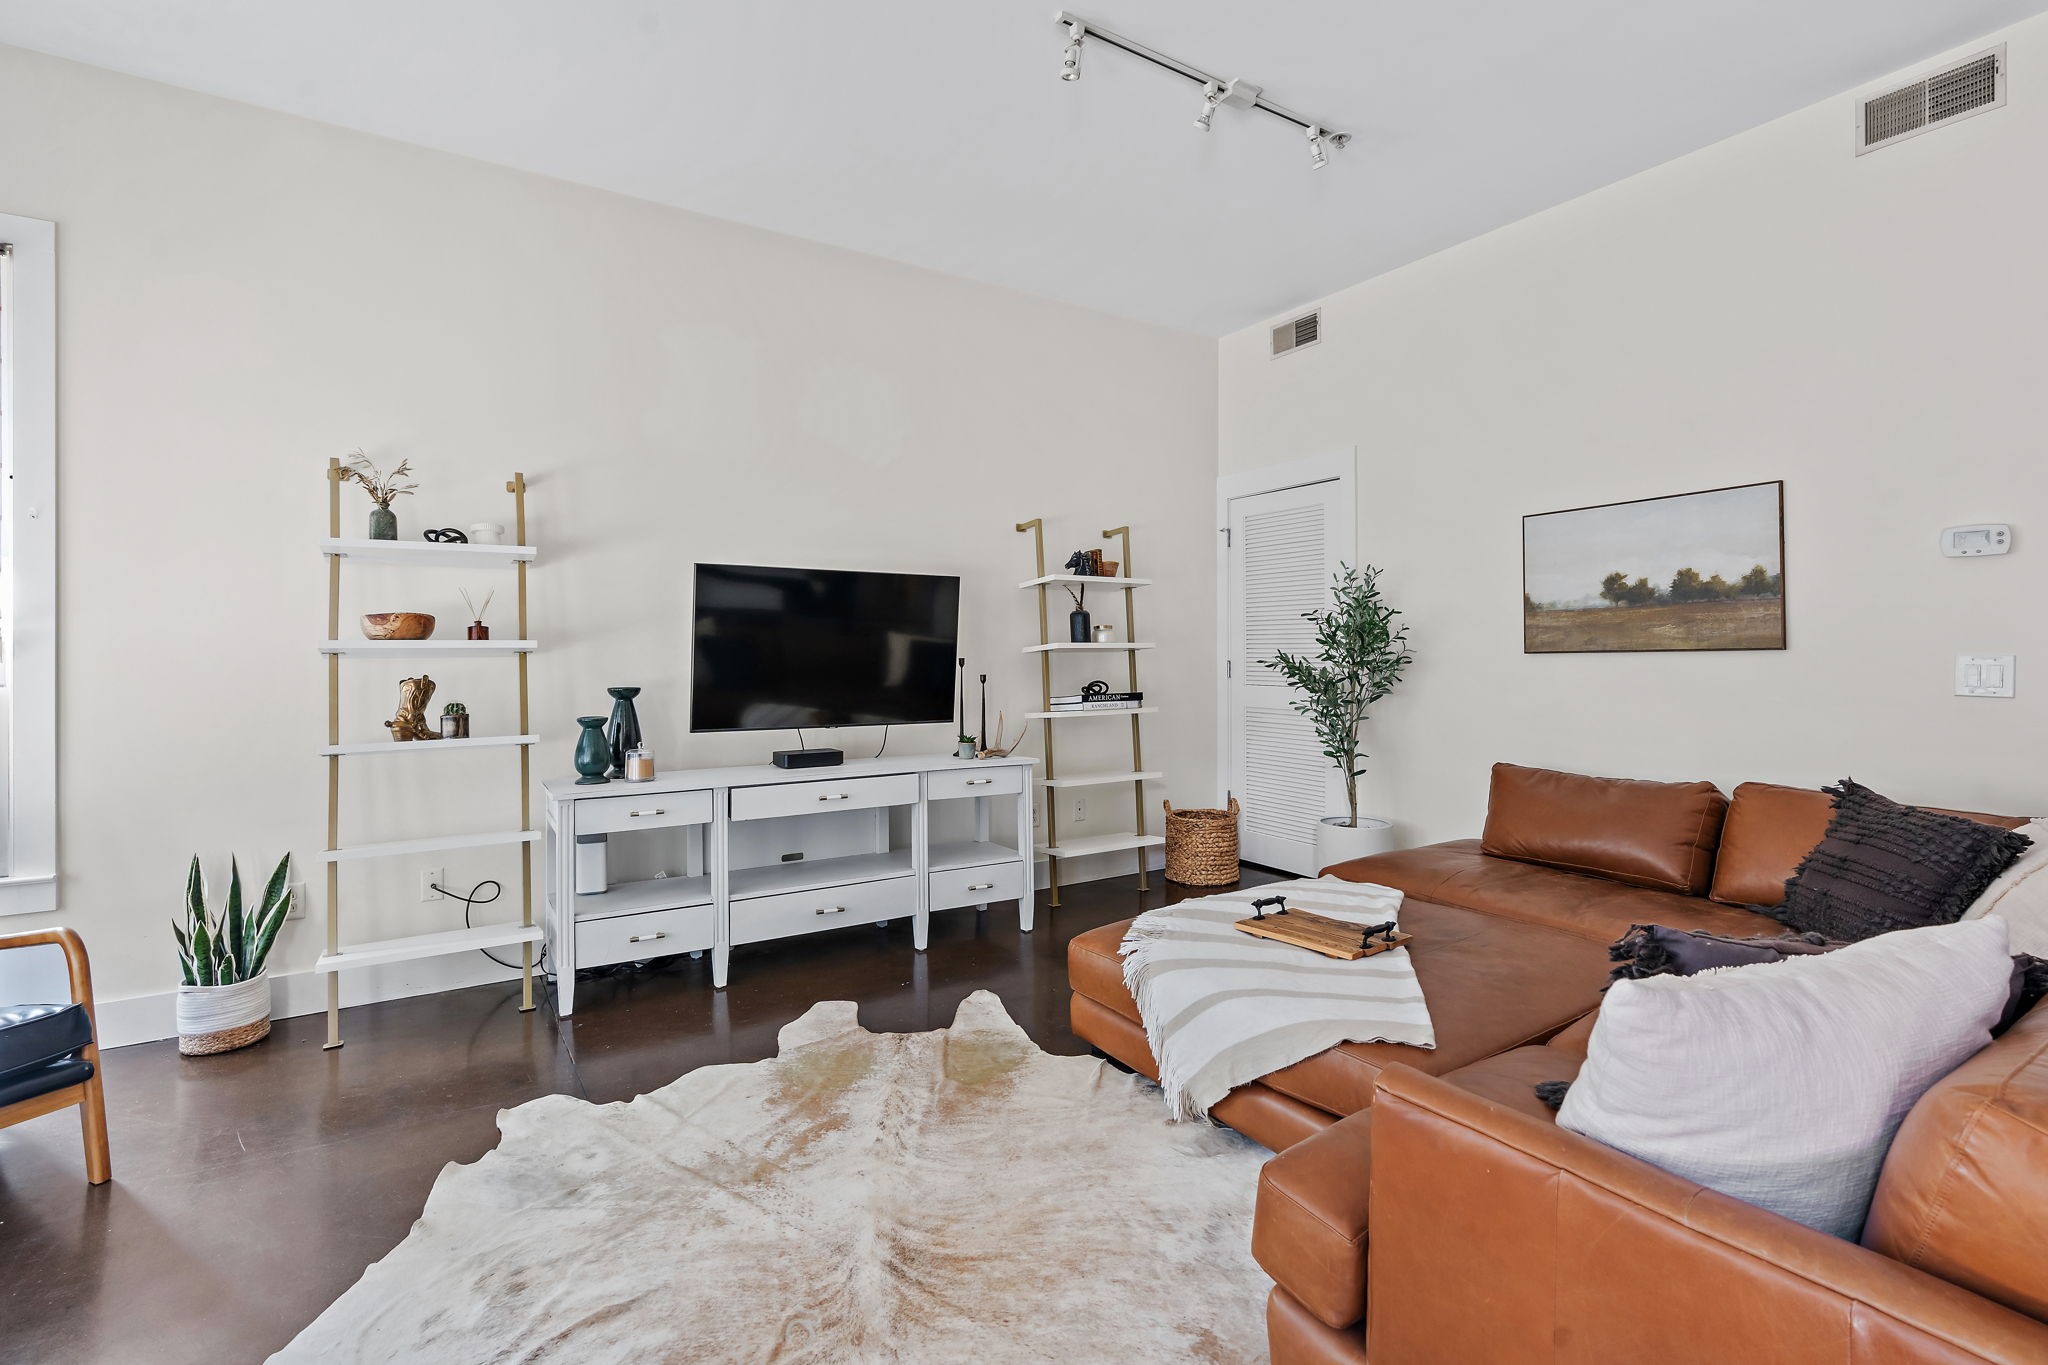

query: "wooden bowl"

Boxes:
[361, 612, 436, 641]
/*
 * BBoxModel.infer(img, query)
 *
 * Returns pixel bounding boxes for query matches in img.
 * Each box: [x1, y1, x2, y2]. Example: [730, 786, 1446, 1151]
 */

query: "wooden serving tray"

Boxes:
[1234, 907, 1412, 961]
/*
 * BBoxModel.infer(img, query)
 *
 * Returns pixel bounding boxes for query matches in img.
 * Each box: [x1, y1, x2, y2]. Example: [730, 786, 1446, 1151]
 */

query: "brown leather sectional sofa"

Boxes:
[1065, 764, 2045, 1363]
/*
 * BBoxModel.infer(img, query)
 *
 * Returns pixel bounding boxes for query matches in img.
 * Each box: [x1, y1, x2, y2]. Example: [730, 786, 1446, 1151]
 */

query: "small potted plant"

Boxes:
[1268, 564, 1413, 871]
[173, 853, 292, 1056]
[441, 700, 470, 739]
[340, 450, 417, 540]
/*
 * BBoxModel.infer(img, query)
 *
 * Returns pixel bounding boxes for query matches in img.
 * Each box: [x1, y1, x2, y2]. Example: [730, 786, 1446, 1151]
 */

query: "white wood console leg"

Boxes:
[713, 944, 730, 989]
[1016, 788, 1037, 932]
[912, 781, 931, 951]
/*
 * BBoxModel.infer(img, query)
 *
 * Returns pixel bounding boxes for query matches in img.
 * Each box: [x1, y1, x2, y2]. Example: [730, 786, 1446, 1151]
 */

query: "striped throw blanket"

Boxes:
[1120, 877, 1435, 1122]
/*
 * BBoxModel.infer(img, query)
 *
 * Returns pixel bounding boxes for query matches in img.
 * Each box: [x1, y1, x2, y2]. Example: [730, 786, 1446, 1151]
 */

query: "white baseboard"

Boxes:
[98, 849, 1171, 1049]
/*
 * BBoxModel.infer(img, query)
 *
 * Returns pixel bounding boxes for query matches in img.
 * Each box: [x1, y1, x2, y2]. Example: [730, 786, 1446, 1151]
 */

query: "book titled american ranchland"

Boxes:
[1522, 481, 1786, 654]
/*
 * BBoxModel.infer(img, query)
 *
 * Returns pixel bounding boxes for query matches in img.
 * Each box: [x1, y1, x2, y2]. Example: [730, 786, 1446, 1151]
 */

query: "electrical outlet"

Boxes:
[421, 867, 447, 903]
[1072, 795, 1088, 823]
[287, 882, 307, 920]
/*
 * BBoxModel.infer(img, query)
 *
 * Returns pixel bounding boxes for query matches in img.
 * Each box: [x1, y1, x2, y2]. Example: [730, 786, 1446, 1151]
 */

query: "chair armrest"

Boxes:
[0, 928, 99, 1027]
[1253, 1105, 1375, 1329]
[1366, 1064, 2048, 1364]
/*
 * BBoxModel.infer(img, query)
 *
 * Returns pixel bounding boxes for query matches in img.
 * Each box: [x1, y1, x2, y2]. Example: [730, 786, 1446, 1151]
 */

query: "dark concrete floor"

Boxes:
[0, 867, 1280, 1364]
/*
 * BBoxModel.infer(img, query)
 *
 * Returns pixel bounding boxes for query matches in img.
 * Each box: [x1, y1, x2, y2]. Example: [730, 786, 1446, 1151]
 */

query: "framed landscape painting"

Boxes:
[1523, 481, 1785, 653]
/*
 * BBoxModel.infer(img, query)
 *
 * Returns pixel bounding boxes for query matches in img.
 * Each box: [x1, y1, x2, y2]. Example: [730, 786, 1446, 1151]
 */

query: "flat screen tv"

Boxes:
[690, 563, 961, 733]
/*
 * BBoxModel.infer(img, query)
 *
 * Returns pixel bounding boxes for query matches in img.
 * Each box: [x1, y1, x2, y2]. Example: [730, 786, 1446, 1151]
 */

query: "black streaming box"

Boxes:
[772, 747, 844, 769]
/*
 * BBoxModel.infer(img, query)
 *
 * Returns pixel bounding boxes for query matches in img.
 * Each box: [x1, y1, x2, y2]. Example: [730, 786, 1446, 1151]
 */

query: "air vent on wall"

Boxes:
[1857, 44, 2005, 155]
[1270, 310, 1320, 357]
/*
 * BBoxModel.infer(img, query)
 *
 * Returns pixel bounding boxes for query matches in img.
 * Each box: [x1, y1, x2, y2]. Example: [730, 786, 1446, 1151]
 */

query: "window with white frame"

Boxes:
[0, 215, 58, 914]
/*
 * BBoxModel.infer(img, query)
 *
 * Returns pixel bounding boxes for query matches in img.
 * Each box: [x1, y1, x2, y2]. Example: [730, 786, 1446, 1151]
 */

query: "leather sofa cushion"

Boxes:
[1710, 780, 2035, 909]
[1254, 1045, 1585, 1332]
[1481, 763, 1729, 895]
[1325, 841, 1782, 943]
[0, 1001, 92, 1077]
[0, 1054, 94, 1108]
[1862, 1001, 2048, 1321]
[1069, 899, 1610, 1118]
[1267, 1287, 1368, 1365]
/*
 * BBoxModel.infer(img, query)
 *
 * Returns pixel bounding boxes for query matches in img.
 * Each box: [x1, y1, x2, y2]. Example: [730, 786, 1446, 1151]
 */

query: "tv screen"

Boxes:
[690, 563, 961, 733]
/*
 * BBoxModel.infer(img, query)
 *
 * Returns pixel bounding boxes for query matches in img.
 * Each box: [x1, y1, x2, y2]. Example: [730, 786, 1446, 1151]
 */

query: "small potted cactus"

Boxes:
[441, 700, 470, 739]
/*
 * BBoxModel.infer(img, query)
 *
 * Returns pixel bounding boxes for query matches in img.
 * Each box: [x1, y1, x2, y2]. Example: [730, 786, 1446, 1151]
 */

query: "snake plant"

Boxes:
[174, 854, 292, 987]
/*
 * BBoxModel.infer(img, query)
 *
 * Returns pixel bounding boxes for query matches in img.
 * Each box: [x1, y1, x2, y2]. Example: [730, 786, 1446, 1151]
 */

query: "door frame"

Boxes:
[1214, 448, 1358, 809]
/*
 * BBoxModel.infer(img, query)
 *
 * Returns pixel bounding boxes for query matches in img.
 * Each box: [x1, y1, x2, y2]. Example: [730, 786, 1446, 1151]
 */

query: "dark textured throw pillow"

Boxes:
[1770, 779, 2033, 942]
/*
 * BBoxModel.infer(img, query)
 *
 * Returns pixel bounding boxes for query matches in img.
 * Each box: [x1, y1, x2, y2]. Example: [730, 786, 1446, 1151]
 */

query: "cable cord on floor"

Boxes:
[433, 878, 546, 974]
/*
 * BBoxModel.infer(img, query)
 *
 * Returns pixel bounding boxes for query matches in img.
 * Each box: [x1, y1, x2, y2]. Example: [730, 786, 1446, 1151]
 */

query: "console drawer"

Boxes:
[930, 859, 1027, 912]
[729, 773, 920, 822]
[926, 765, 1026, 801]
[577, 788, 714, 836]
[731, 875, 917, 946]
[576, 903, 715, 968]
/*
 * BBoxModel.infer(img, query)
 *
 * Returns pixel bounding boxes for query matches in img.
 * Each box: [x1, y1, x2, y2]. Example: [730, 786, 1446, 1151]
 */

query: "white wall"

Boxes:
[0, 44, 1218, 1039]
[1221, 18, 2048, 845]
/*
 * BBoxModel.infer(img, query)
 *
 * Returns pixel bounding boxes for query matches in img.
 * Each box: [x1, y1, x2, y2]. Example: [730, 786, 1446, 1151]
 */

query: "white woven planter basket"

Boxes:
[177, 971, 272, 1056]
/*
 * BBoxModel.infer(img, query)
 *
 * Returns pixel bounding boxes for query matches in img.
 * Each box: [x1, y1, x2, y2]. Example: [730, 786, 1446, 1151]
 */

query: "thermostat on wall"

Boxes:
[1941, 524, 2012, 557]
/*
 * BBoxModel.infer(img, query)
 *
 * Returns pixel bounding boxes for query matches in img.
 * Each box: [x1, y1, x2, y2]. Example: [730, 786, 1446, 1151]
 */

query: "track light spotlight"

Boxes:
[1306, 124, 1330, 169]
[1061, 21, 1084, 81]
[1194, 81, 1221, 132]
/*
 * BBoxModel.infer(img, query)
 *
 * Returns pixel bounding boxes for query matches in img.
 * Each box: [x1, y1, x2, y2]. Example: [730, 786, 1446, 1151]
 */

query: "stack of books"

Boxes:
[1049, 690, 1144, 712]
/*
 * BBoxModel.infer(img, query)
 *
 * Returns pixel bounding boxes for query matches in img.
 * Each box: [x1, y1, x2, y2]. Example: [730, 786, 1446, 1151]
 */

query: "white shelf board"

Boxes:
[1019, 574, 1151, 589]
[315, 921, 541, 974]
[928, 840, 1023, 872]
[322, 538, 535, 568]
[1036, 832, 1166, 859]
[320, 640, 536, 658]
[730, 850, 915, 900]
[1027, 706, 1158, 721]
[1039, 770, 1164, 789]
[1023, 642, 1155, 653]
[322, 830, 540, 863]
[319, 734, 537, 758]
[573, 875, 713, 921]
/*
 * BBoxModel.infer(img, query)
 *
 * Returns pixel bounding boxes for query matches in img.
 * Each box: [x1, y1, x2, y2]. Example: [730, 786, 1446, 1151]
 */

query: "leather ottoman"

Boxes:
[1067, 897, 1610, 1150]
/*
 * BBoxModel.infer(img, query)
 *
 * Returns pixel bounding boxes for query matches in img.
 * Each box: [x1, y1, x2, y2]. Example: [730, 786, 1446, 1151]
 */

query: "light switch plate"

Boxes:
[1956, 655, 2016, 698]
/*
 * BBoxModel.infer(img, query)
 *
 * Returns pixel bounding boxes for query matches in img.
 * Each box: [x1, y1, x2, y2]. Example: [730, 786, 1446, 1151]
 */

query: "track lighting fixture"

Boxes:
[1061, 21, 1084, 81]
[1052, 11, 1351, 169]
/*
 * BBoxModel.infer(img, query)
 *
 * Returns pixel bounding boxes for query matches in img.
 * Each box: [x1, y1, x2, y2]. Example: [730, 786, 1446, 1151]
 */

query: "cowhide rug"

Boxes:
[274, 990, 1270, 1363]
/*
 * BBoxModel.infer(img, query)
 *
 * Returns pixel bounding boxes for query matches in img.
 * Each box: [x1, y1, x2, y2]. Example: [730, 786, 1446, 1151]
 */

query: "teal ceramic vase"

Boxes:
[573, 716, 611, 785]
[369, 506, 398, 541]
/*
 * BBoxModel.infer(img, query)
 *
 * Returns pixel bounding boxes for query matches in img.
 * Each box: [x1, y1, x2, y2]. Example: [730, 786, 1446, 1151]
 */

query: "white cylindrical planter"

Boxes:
[177, 971, 272, 1056]
[1314, 816, 1397, 874]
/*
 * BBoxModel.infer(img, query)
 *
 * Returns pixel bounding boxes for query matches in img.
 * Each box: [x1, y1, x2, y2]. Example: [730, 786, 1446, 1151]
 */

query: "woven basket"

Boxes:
[1163, 798, 1241, 886]
[176, 973, 272, 1057]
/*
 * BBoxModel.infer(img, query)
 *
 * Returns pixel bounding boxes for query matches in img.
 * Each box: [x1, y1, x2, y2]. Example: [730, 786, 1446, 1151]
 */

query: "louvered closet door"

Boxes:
[1226, 479, 1349, 875]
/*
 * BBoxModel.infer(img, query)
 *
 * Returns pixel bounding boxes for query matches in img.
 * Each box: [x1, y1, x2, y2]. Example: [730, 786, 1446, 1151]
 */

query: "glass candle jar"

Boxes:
[624, 745, 656, 782]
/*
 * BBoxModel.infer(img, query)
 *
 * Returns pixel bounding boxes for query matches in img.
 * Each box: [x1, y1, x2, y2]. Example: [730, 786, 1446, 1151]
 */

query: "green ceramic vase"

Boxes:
[369, 506, 398, 541]
[573, 716, 611, 785]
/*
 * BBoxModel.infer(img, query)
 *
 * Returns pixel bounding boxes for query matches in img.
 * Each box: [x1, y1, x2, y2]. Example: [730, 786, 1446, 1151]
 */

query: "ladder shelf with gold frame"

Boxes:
[1016, 519, 1162, 908]
[315, 458, 540, 1049]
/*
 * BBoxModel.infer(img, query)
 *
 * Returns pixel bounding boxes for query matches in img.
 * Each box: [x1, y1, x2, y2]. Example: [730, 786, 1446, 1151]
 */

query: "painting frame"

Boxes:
[1521, 480, 1786, 655]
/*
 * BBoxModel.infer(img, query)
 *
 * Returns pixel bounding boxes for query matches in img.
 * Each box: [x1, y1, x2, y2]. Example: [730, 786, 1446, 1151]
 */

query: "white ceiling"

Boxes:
[2, 1, 2042, 334]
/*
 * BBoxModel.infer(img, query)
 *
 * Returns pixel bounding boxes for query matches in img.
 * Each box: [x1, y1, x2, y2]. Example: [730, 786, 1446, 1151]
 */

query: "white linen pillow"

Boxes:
[1557, 916, 2013, 1240]
[1963, 816, 2048, 957]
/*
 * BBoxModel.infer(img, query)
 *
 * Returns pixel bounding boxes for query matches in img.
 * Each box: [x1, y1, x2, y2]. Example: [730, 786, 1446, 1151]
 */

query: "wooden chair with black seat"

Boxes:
[0, 928, 110, 1184]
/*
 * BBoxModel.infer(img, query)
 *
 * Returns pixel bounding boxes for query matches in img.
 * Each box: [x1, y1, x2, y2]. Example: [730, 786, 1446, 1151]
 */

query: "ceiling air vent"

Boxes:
[1270, 310, 1321, 358]
[1857, 44, 2005, 155]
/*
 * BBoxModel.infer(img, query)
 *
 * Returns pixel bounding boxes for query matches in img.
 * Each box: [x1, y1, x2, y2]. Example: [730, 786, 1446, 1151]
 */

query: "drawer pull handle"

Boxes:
[628, 931, 667, 944]
[816, 793, 851, 802]
[628, 808, 667, 818]
[967, 882, 996, 892]
[814, 905, 850, 916]
[964, 778, 995, 786]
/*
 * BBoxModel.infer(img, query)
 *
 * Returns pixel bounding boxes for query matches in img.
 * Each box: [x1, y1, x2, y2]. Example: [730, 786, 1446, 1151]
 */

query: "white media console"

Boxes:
[541, 753, 1036, 1014]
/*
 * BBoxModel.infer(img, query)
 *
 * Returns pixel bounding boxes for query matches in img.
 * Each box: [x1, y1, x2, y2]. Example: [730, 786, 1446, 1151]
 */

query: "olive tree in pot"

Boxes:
[1267, 564, 1413, 873]
[172, 854, 292, 1056]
